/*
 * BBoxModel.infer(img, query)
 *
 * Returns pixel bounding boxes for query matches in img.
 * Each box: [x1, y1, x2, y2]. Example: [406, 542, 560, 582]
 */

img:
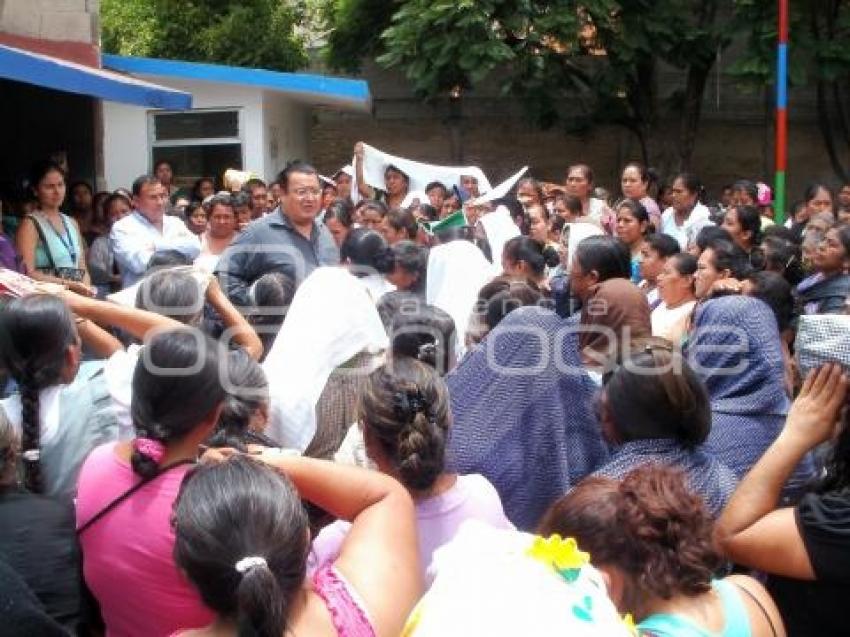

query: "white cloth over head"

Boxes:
[563, 222, 605, 271]
[404, 521, 632, 637]
[467, 166, 528, 207]
[352, 143, 491, 204]
[478, 205, 520, 272]
[262, 267, 388, 451]
[426, 240, 493, 351]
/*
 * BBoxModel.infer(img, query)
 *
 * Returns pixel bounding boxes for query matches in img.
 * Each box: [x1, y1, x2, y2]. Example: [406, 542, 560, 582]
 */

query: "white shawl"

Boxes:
[262, 267, 388, 450]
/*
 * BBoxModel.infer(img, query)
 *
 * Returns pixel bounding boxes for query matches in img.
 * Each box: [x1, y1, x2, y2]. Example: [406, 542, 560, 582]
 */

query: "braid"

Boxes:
[19, 377, 43, 493]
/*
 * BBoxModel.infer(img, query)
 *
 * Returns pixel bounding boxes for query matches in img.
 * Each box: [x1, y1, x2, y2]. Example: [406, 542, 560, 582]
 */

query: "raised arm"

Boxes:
[714, 364, 848, 579]
[258, 454, 420, 637]
[354, 142, 375, 199]
[205, 276, 263, 360]
[61, 289, 183, 344]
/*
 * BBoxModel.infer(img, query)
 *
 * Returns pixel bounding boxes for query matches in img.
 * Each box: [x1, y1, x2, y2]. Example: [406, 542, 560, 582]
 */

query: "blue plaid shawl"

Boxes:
[445, 306, 609, 530]
[594, 438, 738, 517]
[685, 296, 814, 496]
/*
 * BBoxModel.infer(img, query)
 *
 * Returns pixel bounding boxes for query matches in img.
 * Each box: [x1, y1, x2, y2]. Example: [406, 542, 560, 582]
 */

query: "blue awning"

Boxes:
[0, 44, 192, 109]
[102, 54, 371, 113]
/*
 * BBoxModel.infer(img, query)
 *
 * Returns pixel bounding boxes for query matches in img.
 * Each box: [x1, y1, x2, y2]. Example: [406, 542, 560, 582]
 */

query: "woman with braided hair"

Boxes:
[76, 329, 227, 636]
[311, 357, 512, 587]
[0, 295, 119, 500]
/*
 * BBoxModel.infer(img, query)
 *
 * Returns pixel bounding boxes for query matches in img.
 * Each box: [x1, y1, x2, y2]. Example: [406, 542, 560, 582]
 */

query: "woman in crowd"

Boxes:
[722, 204, 762, 255]
[565, 164, 614, 230]
[16, 160, 93, 296]
[795, 224, 850, 315]
[76, 329, 227, 636]
[447, 299, 609, 529]
[552, 193, 586, 224]
[686, 295, 814, 497]
[185, 202, 208, 236]
[614, 198, 651, 283]
[311, 358, 512, 587]
[570, 236, 651, 371]
[467, 275, 542, 346]
[760, 231, 803, 286]
[795, 182, 834, 229]
[716, 363, 848, 636]
[501, 235, 559, 290]
[540, 464, 784, 636]
[340, 227, 396, 302]
[262, 267, 387, 455]
[192, 177, 216, 203]
[172, 451, 420, 637]
[88, 192, 131, 297]
[527, 203, 556, 250]
[323, 198, 354, 248]
[426, 236, 494, 351]
[620, 162, 661, 229]
[360, 200, 388, 232]
[68, 181, 94, 242]
[205, 350, 274, 450]
[0, 292, 180, 500]
[659, 172, 711, 250]
[652, 252, 698, 344]
[386, 240, 428, 296]
[196, 194, 238, 272]
[0, 412, 84, 633]
[689, 225, 733, 257]
[638, 232, 680, 310]
[695, 238, 752, 299]
[592, 346, 737, 515]
[382, 208, 419, 244]
[515, 177, 545, 210]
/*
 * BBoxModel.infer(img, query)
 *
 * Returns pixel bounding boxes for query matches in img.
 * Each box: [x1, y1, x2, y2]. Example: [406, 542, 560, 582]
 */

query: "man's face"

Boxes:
[133, 181, 167, 225]
[282, 172, 321, 227]
[251, 186, 268, 216]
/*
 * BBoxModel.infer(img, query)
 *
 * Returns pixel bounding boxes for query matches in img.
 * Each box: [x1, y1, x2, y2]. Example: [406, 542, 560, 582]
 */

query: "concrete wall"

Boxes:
[1, 0, 98, 44]
[262, 92, 311, 182]
[103, 77, 296, 190]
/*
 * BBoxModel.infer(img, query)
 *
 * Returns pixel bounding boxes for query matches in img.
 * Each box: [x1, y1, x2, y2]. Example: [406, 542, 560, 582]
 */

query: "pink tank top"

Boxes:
[312, 565, 376, 637]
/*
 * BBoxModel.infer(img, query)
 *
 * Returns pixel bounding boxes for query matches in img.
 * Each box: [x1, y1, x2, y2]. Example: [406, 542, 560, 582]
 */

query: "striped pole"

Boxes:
[774, 0, 789, 223]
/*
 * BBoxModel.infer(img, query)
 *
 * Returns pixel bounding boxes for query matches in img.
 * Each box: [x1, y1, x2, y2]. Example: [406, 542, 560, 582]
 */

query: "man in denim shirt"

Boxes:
[215, 162, 339, 308]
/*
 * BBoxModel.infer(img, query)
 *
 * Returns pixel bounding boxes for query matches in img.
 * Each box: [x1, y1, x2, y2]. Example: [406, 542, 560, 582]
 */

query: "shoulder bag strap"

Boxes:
[26, 214, 58, 272]
[76, 458, 194, 536]
[732, 581, 778, 637]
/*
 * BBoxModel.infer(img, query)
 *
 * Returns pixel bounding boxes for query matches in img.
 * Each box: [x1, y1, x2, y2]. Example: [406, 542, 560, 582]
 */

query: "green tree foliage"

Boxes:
[101, 0, 308, 72]
[323, 0, 732, 171]
[732, 0, 850, 181]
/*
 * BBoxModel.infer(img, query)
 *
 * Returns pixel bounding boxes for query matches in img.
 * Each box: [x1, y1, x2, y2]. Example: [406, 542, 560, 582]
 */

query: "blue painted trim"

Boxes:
[102, 55, 371, 109]
[776, 43, 788, 109]
[0, 45, 191, 109]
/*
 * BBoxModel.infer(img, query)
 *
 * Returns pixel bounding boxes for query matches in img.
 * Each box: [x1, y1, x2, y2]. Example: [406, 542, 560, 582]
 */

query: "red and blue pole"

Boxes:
[774, 0, 789, 223]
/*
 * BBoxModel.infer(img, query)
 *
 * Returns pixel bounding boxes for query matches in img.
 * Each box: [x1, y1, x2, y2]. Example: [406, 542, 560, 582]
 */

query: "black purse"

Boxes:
[27, 214, 86, 282]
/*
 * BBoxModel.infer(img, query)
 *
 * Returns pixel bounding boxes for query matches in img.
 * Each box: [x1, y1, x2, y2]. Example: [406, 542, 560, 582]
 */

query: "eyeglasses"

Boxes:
[292, 188, 321, 199]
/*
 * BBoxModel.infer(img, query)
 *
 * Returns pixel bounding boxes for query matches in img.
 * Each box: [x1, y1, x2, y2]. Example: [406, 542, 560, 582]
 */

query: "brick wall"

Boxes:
[311, 61, 838, 202]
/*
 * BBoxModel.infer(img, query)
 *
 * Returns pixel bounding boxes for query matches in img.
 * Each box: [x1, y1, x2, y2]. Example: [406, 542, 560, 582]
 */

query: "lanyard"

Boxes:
[46, 214, 77, 264]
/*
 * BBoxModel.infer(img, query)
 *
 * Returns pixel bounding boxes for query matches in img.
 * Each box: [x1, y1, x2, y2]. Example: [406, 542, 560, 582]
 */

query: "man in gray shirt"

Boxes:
[215, 162, 339, 308]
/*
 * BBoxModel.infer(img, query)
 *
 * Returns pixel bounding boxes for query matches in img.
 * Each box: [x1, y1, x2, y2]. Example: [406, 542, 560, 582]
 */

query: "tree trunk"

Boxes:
[816, 80, 850, 183]
[677, 63, 712, 173]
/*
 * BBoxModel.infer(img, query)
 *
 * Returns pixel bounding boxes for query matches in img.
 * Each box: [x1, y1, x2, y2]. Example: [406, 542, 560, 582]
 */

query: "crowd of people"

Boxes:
[0, 146, 850, 636]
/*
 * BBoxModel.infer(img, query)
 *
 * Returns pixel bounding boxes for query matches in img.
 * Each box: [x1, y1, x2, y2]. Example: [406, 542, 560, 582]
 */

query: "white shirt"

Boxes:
[660, 203, 711, 250]
[651, 300, 696, 344]
[110, 211, 201, 287]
